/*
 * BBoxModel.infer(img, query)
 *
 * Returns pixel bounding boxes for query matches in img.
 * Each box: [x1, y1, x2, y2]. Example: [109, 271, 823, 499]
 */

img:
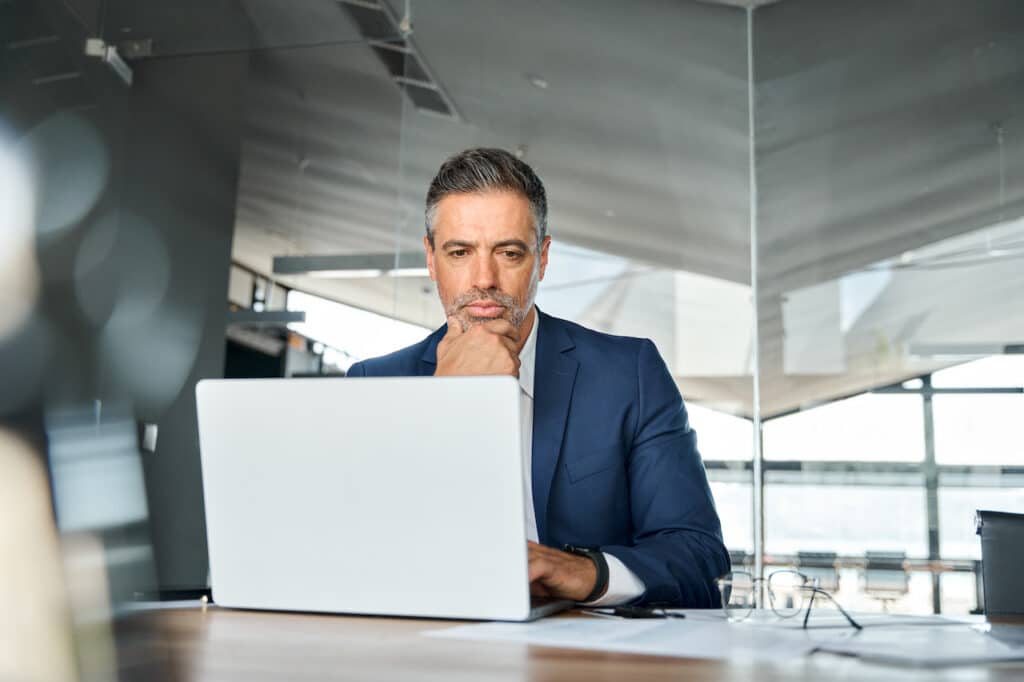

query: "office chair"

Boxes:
[976, 510, 1024, 617]
[796, 551, 840, 593]
[862, 551, 909, 612]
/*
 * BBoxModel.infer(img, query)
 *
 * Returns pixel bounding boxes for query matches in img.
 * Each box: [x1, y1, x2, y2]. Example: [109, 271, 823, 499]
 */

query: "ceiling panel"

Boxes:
[228, 0, 1024, 417]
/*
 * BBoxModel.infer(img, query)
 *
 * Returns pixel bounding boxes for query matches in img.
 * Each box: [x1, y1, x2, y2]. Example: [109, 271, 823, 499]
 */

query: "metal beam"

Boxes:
[273, 252, 427, 276]
[226, 310, 306, 325]
[908, 343, 1024, 356]
[874, 385, 1022, 395]
[704, 460, 1024, 487]
[921, 375, 942, 614]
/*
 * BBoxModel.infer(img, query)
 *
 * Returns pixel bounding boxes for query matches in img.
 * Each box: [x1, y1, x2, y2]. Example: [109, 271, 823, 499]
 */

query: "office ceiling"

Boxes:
[94, 0, 1024, 417]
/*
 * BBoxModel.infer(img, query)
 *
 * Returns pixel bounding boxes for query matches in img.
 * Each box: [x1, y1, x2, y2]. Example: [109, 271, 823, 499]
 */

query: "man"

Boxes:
[347, 148, 728, 607]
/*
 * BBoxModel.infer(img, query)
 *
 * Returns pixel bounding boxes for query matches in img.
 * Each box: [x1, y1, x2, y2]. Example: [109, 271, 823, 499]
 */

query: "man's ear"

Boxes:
[424, 235, 436, 282]
[537, 235, 552, 282]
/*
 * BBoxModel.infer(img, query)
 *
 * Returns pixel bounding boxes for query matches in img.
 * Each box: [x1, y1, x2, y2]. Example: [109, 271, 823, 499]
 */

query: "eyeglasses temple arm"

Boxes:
[802, 586, 817, 629]
[813, 588, 864, 630]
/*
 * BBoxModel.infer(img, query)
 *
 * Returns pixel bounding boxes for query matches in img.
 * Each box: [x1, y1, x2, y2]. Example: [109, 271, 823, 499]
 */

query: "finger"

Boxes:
[483, 318, 520, 344]
[437, 316, 464, 359]
[528, 556, 551, 583]
[445, 315, 465, 337]
[528, 544, 564, 565]
[527, 543, 546, 561]
[496, 333, 520, 358]
[530, 582, 552, 597]
[528, 577, 552, 593]
[528, 541, 558, 556]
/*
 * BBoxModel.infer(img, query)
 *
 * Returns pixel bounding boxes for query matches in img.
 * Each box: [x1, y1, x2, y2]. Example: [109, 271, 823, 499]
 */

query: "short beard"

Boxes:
[446, 285, 533, 332]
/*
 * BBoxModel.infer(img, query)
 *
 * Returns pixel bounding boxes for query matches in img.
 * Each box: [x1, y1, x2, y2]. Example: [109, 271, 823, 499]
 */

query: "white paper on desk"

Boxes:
[424, 615, 838, 661]
[813, 625, 1024, 667]
[737, 611, 960, 630]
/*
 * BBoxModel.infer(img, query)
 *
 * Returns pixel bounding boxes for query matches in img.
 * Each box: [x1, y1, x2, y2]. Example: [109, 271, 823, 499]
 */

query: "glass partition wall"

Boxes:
[228, 0, 1023, 615]
[753, 0, 1024, 614]
[205, 0, 1024, 616]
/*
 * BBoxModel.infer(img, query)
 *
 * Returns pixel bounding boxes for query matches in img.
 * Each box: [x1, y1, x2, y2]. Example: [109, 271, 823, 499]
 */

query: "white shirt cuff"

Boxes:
[582, 553, 646, 607]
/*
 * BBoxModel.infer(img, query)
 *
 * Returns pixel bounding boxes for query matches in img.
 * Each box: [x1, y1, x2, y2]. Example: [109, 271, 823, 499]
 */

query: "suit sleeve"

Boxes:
[601, 339, 731, 607]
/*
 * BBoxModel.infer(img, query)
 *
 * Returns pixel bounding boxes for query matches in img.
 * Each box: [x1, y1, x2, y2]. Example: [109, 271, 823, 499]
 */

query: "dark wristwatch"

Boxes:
[563, 544, 609, 603]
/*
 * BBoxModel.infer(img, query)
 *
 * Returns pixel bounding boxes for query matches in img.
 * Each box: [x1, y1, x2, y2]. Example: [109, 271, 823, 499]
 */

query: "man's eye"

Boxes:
[449, 249, 469, 258]
[501, 250, 524, 260]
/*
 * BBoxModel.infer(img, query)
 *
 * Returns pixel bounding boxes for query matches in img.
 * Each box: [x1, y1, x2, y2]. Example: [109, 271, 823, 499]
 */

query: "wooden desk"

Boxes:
[124, 607, 1024, 682]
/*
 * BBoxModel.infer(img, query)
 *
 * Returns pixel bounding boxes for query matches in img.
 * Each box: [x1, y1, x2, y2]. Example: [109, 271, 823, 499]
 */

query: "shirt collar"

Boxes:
[518, 307, 539, 399]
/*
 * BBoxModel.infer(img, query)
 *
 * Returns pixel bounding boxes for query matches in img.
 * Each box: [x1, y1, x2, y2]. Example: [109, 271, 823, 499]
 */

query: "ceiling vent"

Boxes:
[337, 0, 462, 121]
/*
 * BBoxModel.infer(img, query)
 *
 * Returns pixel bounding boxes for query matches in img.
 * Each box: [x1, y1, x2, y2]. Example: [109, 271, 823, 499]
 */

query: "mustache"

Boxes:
[452, 288, 517, 310]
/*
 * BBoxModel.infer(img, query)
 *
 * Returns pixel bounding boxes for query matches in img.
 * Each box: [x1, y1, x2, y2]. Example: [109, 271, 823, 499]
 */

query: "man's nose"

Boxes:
[470, 254, 498, 290]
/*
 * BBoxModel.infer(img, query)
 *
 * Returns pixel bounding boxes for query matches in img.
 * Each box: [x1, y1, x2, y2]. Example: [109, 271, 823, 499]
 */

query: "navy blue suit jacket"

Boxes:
[347, 309, 729, 607]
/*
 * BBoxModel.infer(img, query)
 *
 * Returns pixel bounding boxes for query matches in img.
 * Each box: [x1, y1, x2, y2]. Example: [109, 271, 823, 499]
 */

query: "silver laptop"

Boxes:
[196, 375, 571, 621]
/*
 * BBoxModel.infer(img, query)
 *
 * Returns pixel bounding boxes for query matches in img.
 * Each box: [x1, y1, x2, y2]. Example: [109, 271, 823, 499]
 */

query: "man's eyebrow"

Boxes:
[493, 239, 531, 251]
[440, 239, 476, 250]
[440, 239, 533, 251]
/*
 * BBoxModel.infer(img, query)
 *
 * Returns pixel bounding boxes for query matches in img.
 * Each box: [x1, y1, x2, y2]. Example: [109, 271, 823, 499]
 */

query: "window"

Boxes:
[938, 487, 1024, 559]
[763, 394, 924, 462]
[710, 481, 753, 552]
[765, 484, 928, 557]
[940, 571, 979, 615]
[932, 356, 1024, 389]
[933, 394, 1024, 466]
[286, 291, 430, 370]
[688, 403, 753, 462]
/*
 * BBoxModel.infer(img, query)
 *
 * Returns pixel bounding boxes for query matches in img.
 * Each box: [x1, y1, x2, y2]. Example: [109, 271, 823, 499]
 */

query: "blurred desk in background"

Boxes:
[127, 607, 1024, 682]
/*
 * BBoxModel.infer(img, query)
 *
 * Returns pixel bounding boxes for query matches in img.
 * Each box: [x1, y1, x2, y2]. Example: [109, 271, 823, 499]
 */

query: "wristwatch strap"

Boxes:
[563, 544, 609, 603]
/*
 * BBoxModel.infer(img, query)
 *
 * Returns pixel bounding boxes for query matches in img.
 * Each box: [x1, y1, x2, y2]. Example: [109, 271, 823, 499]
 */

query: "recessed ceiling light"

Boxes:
[526, 74, 549, 90]
[308, 269, 384, 279]
[388, 267, 431, 278]
[274, 253, 429, 279]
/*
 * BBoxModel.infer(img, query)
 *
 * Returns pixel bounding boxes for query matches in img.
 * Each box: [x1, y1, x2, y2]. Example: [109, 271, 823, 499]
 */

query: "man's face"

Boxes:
[425, 190, 550, 331]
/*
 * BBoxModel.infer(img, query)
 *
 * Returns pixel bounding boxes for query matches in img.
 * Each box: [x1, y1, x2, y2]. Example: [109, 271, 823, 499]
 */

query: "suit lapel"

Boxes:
[531, 311, 578, 544]
[419, 324, 446, 376]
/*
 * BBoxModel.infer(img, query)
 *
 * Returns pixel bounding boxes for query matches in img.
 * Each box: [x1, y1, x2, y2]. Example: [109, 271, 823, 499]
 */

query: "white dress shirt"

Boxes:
[518, 309, 645, 606]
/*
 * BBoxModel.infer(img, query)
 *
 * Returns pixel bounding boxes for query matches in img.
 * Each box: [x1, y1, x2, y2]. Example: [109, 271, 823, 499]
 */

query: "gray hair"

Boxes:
[424, 148, 548, 249]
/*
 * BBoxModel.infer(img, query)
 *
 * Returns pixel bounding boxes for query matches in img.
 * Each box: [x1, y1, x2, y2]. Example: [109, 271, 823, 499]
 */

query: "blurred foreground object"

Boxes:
[0, 428, 77, 682]
[46, 404, 158, 607]
[44, 404, 180, 682]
